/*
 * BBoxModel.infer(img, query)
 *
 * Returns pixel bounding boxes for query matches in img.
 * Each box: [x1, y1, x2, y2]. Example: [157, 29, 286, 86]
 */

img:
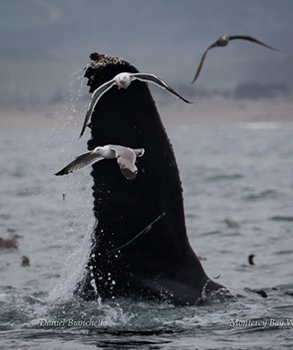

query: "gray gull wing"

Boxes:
[131, 73, 192, 104]
[228, 35, 278, 51]
[55, 152, 104, 176]
[191, 42, 217, 84]
[110, 146, 138, 180]
[79, 79, 115, 138]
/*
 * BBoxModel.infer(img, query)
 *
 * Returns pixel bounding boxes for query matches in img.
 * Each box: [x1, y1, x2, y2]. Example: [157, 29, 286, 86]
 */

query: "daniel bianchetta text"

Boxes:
[229, 318, 293, 329]
[31, 318, 108, 327]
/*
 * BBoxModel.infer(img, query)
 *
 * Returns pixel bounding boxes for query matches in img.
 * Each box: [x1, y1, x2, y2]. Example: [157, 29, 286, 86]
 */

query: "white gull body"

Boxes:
[55, 144, 145, 180]
[79, 72, 192, 137]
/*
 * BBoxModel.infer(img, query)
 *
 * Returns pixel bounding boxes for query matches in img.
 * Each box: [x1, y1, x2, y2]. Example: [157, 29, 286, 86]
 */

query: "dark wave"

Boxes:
[270, 216, 293, 222]
[243, 190, 277, 201]
[205, 174, 244, 182]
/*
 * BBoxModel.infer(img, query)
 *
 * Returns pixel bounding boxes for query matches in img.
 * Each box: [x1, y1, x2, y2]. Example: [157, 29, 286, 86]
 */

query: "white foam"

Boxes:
[47, 218, 96, 303]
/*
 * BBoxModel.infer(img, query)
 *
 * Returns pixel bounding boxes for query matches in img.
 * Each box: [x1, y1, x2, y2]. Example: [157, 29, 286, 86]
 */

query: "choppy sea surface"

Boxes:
[0, 120, 293, 349]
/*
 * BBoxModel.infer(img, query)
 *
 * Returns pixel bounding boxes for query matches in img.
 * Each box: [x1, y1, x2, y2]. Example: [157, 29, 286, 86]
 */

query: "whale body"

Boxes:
[76, 53, 223, 305]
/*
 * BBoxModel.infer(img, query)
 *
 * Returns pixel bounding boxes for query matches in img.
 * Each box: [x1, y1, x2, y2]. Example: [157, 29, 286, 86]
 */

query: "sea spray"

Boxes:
[47, 217, 95, 303]
[47, 74, 95, 302]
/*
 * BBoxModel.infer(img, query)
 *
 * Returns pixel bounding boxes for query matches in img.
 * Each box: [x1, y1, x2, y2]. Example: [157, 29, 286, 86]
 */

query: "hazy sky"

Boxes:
[0, 0, 292, 104]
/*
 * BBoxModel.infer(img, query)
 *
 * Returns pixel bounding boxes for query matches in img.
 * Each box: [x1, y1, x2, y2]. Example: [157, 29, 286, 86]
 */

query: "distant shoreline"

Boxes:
[0, 97, 292, 131]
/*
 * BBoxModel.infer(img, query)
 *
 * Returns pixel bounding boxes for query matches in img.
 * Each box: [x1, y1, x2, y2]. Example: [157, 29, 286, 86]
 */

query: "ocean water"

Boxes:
[0, 121, 293, 349]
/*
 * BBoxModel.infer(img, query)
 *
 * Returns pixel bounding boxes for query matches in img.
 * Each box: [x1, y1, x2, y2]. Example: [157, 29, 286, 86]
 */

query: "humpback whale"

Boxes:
[75, 53, 224, 305]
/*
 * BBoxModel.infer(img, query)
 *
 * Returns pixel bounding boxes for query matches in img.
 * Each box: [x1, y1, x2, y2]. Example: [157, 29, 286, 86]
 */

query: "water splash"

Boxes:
[47, 218, 95, 303]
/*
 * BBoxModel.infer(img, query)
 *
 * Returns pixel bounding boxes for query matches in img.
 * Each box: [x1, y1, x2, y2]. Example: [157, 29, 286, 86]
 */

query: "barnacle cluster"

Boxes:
[87, 53, 126, 70]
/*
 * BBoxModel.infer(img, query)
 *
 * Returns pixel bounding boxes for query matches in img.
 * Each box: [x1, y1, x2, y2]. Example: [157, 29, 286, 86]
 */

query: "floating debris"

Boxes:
[0, 235, 21, 249]
[248, 254, 255, 265]
[225, 219, 239, 228]
[21, 256, 30, 267]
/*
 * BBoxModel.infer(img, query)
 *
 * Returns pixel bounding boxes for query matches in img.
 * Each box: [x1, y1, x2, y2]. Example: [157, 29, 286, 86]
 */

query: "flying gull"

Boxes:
[191, 35, 278, 84]
[55, 145, 145, 180]
[80, 72, 192, 138]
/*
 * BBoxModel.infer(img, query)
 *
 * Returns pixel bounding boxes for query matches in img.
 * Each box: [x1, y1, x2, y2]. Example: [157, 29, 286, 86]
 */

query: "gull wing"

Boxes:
[191, 42, 217, 84]
[55, 152, 104, 176]
[229, 35, 278, 51]
[79, 79, 115, 138]
[110, 146, 138, 180]
[131, 73, 192, 104]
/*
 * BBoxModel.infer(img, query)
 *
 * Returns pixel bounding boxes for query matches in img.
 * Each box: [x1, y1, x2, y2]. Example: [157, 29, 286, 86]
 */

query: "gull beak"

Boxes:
[90, 151, 95, 155]
[120, 79, 124, 83]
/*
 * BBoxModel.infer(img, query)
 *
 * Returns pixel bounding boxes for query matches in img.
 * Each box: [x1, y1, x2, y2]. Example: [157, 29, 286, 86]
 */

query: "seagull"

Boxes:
[79, 72, 192, 138]
[55, 145, 145, 180]
[191, 35, 278, 84]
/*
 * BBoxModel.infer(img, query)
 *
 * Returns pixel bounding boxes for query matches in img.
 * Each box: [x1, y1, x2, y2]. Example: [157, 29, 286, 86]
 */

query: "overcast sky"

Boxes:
[0, 0, 292, 104]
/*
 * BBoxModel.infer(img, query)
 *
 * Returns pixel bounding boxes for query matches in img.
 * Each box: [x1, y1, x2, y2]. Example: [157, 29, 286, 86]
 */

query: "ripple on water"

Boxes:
[270, 216, 293, 222]
[1, 125, 293, 349]
[205, 173, 244, 182]
[243, 189, 278, 201]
